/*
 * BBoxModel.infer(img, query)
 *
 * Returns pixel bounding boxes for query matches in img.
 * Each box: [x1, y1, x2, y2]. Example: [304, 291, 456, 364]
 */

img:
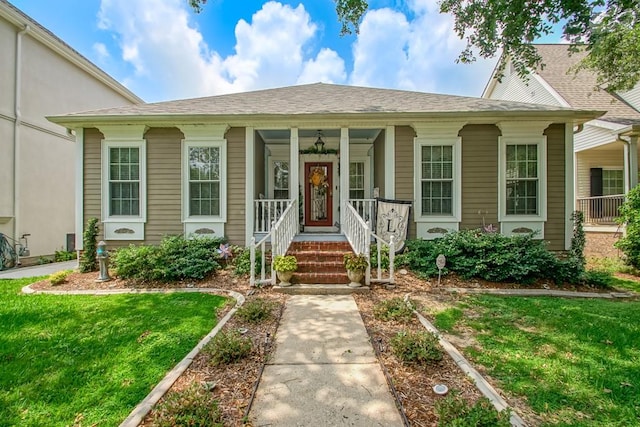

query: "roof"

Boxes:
[0, 0, 143, 104]
[48, 82, 602, 126]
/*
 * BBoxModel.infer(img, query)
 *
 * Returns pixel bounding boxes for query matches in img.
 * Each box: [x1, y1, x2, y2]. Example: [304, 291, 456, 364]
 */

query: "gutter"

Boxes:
[13, 23, 30, 262]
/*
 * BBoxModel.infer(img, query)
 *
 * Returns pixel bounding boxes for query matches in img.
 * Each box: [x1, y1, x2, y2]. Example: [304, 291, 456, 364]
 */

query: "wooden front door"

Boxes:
[304, 162, 333, 227]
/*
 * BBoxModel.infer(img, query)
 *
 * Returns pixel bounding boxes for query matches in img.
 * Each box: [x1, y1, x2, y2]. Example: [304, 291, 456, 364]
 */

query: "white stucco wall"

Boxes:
[0, 10, 139, 259]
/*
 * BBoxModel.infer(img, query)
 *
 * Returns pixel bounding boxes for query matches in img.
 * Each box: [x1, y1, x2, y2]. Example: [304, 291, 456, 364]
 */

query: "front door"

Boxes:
[304, 162, 333, 227]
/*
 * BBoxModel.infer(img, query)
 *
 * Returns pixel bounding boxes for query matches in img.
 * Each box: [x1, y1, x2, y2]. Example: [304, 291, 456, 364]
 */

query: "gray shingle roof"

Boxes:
[52, 82, 597, 120]
[534, 44, 640, 124]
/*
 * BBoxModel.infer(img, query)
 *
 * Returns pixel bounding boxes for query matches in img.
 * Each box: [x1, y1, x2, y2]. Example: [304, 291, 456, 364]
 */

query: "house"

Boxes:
[0, 0, 142, 264]
[482, 44, 640, 228]
[48, 82, 600, 262]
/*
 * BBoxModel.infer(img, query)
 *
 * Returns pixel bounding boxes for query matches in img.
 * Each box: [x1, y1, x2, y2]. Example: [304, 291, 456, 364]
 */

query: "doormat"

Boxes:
[375, 198, 412, 252]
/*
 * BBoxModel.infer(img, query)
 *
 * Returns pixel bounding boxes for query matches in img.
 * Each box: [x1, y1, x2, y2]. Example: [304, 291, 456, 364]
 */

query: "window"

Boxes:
[188, 146, 220, 216]
[273, 161, 289, 199]
[505, 144, 538, 215]
[109, 147, 140, 216]
[603, 169, 623, 195]
[420, 145, 453, 215]
[349, 162, 365, 199]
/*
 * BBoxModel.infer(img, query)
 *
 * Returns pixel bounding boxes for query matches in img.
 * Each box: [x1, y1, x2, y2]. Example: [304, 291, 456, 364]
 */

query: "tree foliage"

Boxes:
[188, 0, 639, 93]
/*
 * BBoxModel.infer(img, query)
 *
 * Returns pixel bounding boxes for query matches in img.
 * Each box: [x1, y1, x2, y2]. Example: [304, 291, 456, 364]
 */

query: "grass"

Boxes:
[0, 277, 227, 427]
[451, 295, 640, 426]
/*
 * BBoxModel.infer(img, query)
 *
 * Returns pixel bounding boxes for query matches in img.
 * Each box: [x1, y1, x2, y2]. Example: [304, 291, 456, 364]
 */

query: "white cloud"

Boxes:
[92, 42, 110, 62]
[297, 48, 347, 84]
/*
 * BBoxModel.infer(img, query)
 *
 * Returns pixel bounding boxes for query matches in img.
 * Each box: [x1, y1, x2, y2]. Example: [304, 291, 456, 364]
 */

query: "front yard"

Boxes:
[0, 277, 227, 427]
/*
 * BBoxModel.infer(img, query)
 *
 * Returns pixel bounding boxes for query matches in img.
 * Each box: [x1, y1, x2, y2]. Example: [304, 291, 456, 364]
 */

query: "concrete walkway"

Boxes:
[0, 260, 77, 279]
[250, 295, 403, 426]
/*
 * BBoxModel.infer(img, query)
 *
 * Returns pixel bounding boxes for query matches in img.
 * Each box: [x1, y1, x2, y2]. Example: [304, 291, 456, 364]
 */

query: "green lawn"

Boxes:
[439, 295, 640, 426]
[0, 277, 227, 427]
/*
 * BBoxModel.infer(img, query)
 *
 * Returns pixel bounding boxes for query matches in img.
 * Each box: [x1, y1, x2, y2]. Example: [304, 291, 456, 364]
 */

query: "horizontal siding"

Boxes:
[576, 148, 626, 198]
[459, 125, 500, 230]
[575, 124, 617, 152]
[226, 127, 246, 245]
[544, 124, 566, 251]
[618, 86, 640, 111]
[83, 128, 104, 240]
[488, 70, 561, 106]
[394, 126, 416, 239]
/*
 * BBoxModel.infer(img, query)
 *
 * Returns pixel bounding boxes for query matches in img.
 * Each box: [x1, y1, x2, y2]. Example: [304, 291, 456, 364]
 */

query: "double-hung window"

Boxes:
[420, 145, 454, 216]
[273, 161, 289, 199]
[109, 147, 140, 216]
[188, 146, 220, 216]
[602, 169, 624, 196]
[349, 161, 365, 200]
[505, 144, 538, 215]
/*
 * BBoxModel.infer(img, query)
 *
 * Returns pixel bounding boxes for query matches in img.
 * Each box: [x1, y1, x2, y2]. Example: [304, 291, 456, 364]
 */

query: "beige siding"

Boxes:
[576, 146, 629, 198]
[145, 128, 183, 244]
[395, 126, 416, 238]
[83, 128, 104, 240]
[226, 127, 246, 245]
[544, 124, 566, 251]
[459, 125, 500, 229]
[373, 130, 385, 195]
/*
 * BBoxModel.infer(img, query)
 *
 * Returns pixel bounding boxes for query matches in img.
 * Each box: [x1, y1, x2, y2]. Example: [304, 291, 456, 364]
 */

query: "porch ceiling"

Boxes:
[257, 128, 381, 145]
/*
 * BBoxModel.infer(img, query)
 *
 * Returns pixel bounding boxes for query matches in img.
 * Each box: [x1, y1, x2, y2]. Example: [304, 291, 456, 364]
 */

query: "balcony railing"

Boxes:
[576, 194, 625, 224]
[254, 199, 291, 233]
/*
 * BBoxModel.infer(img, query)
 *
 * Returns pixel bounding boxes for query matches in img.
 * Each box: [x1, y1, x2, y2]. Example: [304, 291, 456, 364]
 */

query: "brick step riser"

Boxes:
[296, 263, 345, 274]
[289, 242, 352, 252]
[292, 254, 349, 264]
[293, 272, 350, 284]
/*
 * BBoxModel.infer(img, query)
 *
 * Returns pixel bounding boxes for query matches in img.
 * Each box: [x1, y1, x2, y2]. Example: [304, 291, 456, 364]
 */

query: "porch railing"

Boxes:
[250, 199, 298, 286]
[576, 194, 625, 224]
[349, 199, 376, 230]
[254, 199, 291, 233]
[343, 202, 395, 286]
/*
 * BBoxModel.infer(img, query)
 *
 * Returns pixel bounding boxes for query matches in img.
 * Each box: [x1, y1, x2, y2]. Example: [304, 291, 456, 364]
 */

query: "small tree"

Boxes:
[80, 217, 99, 273]
[615, 186, 640, 269]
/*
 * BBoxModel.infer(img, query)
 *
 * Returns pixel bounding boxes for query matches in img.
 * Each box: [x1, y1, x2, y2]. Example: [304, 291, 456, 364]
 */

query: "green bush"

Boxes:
[80, 218, 99, 273]
[273, 255, 298, 272]
[237, 298, 275, 323]
[233, 247, 263, 276]
[582, 270, 613, 289]
[403, 229, 583, 284]
[152, 383, 222, 427]
[54, 249, 75, 262]
[435, 393, 511, 427]
[203, 330, 252, 366]
[390, 330, 442, 364]
[373, 297, 414, 323]
[112, 235, 224, 282]
[616, 185, 640, 269]
[49, 270, 70, 286]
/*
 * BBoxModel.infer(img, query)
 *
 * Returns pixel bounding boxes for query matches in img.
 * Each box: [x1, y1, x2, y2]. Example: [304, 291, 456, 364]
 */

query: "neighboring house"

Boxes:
[48, 82, 600, 255]
[483, 44, 640, 227]
[0, 0, 142, 263]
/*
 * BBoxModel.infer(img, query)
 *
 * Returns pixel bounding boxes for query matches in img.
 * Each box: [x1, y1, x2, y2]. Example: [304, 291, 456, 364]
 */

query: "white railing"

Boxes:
[349, 199, 376, 230]
[250, 199, 298, 287]
[254, 199, 291, 233]
[343, 202, 395, 286]
[576, 194, 625, 224]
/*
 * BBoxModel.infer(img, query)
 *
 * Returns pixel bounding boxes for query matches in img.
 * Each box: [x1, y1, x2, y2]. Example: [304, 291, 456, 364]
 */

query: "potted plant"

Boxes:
[343, 253, 368, 287]
[273, 255, 297, 287]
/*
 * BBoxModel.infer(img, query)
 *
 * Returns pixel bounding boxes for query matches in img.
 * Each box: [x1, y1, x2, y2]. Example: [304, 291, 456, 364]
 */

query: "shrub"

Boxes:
[616, 185, 640, 269]
[435, 393, 511, 427]
[582, 270, 613, 289]
[233, 247, 262, 276]
[49, 270, 69, 286]
[152, 383, 222, 427]
[80, 218, 99, 273]
[402, 229, 584, 284]
[112, 235, 224, 282]
[273, 255, 298, 272]
[390, 330, 442, 364]
[343, 253, 368, 271]
[373, 297, 415, 323]
[203, 330, 252, 366]
[54, 249, 75, 262]
[237, 298, 275, 323]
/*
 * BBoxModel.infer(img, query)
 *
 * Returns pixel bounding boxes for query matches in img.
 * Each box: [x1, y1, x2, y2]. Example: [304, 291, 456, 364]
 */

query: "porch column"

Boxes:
[385, 126, 395, 199]
[629, 136, 638, 190]
[289, 128, 299, 231]
[340, 127, 349, 224]
[245, 127, 255, 245]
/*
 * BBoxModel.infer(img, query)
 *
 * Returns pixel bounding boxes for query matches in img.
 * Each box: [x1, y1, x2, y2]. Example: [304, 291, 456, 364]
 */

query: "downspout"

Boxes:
[13, 24, 30, 262]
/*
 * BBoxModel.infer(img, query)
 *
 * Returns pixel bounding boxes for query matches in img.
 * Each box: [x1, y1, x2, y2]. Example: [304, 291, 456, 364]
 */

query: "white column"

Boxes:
[290, 128, 299, 202]
[340, 127, 349, 225]
[245, 127, 255, 245]
[384, 126, 395, 199]
[629, 136, 638, 190]
[624, 141, 631, 193]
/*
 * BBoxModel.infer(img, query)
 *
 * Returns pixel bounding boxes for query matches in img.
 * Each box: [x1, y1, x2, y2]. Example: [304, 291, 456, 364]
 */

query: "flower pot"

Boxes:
[347, 269, 364, 287]
[276, 270, 294, 287]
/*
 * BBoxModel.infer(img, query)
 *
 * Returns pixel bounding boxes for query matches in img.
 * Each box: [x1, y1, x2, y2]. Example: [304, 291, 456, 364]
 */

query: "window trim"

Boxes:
[101, 139, 147, 225]
[602, 167, 624, 196]
[498, 136, 547, 222]
[414, 138, 462, 222]
[182, 139, 227, 223]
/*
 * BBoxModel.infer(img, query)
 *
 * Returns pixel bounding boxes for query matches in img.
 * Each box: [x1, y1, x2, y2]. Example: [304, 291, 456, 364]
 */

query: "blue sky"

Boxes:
[10, 0, 563, 103]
